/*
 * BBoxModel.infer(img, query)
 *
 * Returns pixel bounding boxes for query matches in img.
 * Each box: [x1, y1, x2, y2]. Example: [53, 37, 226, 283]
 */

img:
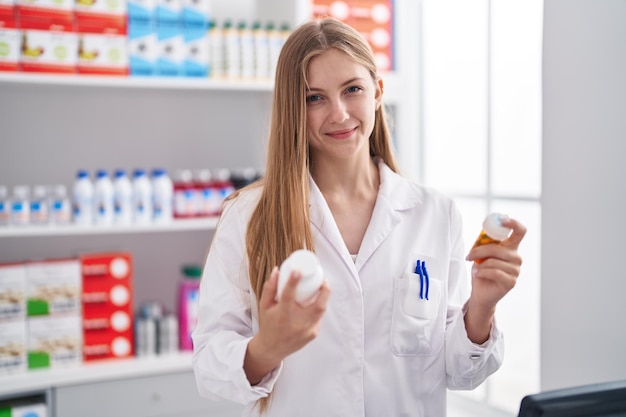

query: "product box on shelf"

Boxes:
[0, 320, 27, 375]
[180, 0, 209, 27]
[76, 17, 128, 75]
[19, 16, 78, 73]
[127, 0, 156, 76]
[27, 314, 82, 369]
[74, 0, 128, 75]
[0, 401, 47, 417]
[80, 252, 134, 362]
[311, 0, 394, 71]
[156, 19, 183, 76]
[26, 259, 81, 317]
[182, 21, 208, 77]
[0, 3, 20, 72]
[0, 262, 26, 320]
[128, 18, 157, 75]
[16, 0, 73, 22]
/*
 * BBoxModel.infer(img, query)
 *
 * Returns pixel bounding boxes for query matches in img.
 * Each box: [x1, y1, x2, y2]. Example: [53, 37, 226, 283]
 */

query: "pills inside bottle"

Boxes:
[472, 212, 513, 263]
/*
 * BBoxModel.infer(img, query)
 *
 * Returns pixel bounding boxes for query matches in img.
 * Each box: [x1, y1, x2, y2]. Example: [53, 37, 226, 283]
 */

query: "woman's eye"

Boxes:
[306, 94, 322, 103]
[346, 86, 362, 94]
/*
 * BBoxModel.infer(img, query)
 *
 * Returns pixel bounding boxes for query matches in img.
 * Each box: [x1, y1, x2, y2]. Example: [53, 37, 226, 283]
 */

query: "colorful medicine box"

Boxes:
[81, 252, 134, 362]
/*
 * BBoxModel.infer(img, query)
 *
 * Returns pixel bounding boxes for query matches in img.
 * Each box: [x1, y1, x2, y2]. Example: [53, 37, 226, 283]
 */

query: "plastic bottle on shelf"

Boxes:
[471, 212, 513, 264]
[132, 168, 153, 225]
[173, 169, 197, 218]
[30, 185, 49, 225]
[72, 170, 94, 225]
[49, 185, 72, 225]
[223, 19, 241, 79]
[211, 168, 235, 216]
[193, 169, 213, 217]
[239, 20, 255, 79]
[94, 169, 115, 226]
[10, 185, 30, 226]
[151, 168, 173, 224]
[252, 20, 269, 79]
[178, 264, 202, 351]
[208, 19, 225, 79]
[277, 249, 324, 305]
[113, 169, 133, 226]
[0, 186, 9, 226]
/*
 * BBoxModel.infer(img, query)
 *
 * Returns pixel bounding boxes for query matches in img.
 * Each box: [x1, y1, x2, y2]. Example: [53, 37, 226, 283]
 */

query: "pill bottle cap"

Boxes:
[483, 212, 512, 241]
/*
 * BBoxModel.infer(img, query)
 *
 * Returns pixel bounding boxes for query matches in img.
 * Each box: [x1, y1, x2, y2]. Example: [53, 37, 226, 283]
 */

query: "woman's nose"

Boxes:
[328, 99, 349, 123]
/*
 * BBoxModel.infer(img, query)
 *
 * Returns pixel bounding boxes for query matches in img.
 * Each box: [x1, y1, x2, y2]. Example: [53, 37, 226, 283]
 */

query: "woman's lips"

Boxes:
[326, 127, 357, 139]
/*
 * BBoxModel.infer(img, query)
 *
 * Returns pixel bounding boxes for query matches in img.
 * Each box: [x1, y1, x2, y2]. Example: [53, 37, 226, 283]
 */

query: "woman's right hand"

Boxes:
[243, 266, 331, 385]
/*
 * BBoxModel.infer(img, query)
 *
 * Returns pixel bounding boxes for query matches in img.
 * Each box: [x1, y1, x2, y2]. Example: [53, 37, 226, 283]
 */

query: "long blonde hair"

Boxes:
[243, 17, 398, 412]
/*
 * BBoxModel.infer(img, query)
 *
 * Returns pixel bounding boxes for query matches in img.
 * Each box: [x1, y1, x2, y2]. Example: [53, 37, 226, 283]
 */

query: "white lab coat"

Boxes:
[192, 161, 504, 417]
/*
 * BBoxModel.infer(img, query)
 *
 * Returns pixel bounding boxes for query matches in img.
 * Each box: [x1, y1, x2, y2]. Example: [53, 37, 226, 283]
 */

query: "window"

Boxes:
[416, 0, 543, 414]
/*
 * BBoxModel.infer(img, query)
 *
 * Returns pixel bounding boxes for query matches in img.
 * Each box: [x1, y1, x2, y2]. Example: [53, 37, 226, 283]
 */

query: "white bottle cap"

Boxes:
[483, 212, 512, 241]
[277, 249, 324, 305]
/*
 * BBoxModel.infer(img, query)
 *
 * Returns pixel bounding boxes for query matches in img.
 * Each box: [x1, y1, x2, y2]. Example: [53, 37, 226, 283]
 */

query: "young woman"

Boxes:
[192, 18, 526, 416]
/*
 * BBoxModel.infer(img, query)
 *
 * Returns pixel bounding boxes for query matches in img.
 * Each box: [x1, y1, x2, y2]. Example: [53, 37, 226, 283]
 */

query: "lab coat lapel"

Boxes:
[308, 177, 355, 272]
[355, 162, 422, 271]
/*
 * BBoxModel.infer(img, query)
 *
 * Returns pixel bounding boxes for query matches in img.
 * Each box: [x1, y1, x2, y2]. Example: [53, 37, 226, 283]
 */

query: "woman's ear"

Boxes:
[375, 77, 384, 109]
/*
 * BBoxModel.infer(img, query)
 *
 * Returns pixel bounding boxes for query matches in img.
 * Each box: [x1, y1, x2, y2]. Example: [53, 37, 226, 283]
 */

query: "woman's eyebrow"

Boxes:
[307, 77, 366, 92]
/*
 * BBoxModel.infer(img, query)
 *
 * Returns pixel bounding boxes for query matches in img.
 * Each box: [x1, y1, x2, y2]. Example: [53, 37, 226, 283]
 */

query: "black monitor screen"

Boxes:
[517, 380, 626, 417]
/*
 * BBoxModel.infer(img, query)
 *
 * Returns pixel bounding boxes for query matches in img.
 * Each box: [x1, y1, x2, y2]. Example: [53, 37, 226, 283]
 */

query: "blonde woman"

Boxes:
[192, 18, 526, 416]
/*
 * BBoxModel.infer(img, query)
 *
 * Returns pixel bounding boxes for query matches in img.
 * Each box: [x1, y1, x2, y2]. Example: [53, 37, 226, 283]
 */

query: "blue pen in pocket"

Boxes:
[421, 261, 430, 300]
[415, 259, 424, 299]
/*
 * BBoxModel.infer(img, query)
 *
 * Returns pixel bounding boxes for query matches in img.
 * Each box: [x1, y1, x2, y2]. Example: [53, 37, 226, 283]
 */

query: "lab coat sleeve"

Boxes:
[192, 196, 282, 404]
[444, 203, 504, 390]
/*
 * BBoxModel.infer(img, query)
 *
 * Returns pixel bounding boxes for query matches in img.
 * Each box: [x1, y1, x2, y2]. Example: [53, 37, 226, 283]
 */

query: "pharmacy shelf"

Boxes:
[0, 351, 194, 398]
[0, 217, 219, 238]
[0, 71, 401, 101]
[0, 72, 274, 92]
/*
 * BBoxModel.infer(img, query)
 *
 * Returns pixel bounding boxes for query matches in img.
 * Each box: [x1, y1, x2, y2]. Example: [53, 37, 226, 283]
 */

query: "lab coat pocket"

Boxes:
[391, 274, 444, 356]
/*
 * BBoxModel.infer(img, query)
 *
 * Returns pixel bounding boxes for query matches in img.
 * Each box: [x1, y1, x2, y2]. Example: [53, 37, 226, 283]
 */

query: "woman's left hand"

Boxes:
[464, 217, 527, 343]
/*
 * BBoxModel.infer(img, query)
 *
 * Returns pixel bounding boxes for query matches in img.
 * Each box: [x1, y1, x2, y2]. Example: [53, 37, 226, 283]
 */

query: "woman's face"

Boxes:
[305, 49, 382, 164]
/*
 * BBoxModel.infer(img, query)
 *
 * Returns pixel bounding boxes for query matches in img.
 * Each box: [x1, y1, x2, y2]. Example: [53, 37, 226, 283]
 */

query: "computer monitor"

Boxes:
[517, 379, 626, 417]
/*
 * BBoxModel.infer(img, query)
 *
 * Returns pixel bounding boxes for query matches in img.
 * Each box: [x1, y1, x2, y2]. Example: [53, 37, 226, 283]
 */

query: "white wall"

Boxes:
[542, 0, 626, 390]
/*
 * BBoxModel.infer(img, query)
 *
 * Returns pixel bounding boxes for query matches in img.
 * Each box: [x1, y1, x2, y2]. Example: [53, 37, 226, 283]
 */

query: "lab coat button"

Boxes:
[470, 354, 481, 360]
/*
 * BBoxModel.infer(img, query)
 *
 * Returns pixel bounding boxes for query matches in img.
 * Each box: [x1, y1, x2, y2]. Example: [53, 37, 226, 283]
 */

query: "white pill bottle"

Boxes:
[276, 249, 324, 305]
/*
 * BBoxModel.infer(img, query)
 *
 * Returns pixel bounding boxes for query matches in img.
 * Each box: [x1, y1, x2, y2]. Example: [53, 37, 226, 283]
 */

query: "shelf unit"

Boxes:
[0, 218, 218, 237]
[0, 0, 419, 415]
[0, 352, 194, 398]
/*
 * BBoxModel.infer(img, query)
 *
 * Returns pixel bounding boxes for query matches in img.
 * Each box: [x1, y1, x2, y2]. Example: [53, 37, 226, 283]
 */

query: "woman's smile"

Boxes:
[326, 127, 358, 139]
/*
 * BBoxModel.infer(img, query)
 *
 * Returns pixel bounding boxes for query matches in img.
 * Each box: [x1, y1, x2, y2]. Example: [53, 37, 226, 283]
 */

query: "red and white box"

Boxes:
[80, 252, 134, 362]
[19, 16, 77, 73]
[0, 1, 20, 72]
[75, 0, 128, 75]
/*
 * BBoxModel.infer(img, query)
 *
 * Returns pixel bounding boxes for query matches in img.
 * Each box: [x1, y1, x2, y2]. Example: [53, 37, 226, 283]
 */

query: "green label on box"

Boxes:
[0, 406, 12, 417]
[27, 299, 49, 316]
[28, 351, 50, 369]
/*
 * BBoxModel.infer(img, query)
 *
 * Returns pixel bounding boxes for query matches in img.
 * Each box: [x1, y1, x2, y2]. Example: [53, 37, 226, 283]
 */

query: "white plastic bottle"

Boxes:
[208, 19, 225, 79]
[72, 170, 94, 226]
[49, 185, 72, 225]
[193, 169, 212, 217]
[239, 20, 255, 79]
[276, 249, 324, 305]
[113, 169, 133, 226]
[132, 168, 153, 224]
[0, 185, 9, 226]
[151, 168, 173, 224]
[224, 19, 241, 79]
[94, 169, 114, 226]
[30, 185, 49, 225]
[10, 186, 30, 226]
[252, 20, 269, 79]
